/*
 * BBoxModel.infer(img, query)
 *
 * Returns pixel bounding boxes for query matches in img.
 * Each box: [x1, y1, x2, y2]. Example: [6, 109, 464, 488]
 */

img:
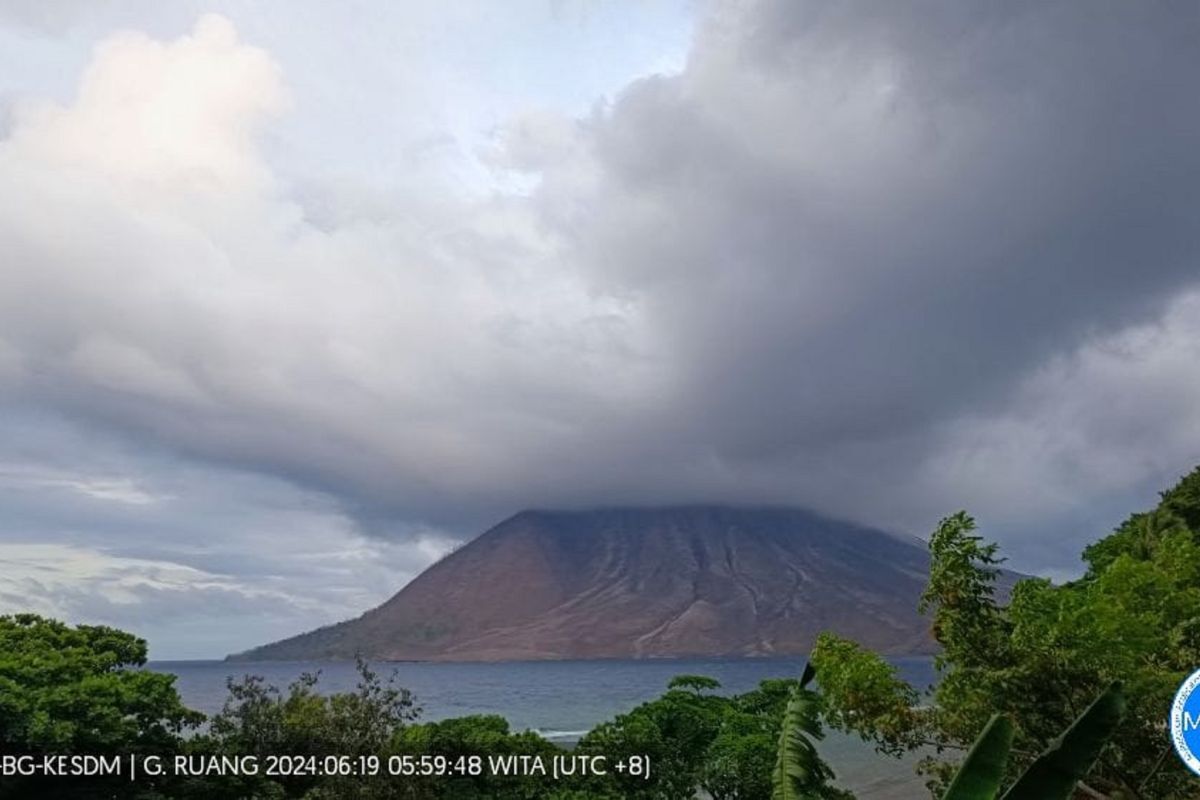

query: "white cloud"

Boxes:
[923, 290, 1200, 524]
[0, 463, 167, 505]
[0, 542, 282, 607]
[0, 14, 665, 521]
[10, 14, 285, 193]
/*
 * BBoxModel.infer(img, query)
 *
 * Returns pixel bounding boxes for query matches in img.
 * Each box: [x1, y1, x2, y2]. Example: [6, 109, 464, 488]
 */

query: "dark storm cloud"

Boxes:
[450, 0, 1200, 565]
[551, 0, 1200, 458]
[1, 0, 1199, 585]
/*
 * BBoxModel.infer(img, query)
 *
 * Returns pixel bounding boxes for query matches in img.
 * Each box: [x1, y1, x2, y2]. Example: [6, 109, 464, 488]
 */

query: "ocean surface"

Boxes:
[149, 656, 937, 799]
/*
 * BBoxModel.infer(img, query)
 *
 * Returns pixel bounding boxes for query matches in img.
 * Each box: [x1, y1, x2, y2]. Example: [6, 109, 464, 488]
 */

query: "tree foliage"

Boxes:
[0, 614, 202, 752]
[0, 614, 202, 798]
[208, 657, 419, 758]
[808, 635, 922, 757]
[936, 682, 1125, 800]
[812, 466, 1200, 798]
[999, 682, 1125, 800]
[577, 674, 848, 800]
[393, 715, 563, 800]
[577, 675, 733, 799]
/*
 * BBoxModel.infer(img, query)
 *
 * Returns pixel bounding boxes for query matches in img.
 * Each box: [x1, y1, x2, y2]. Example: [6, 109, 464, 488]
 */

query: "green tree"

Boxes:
[576, 677, 729, 800]
[0, 614, 202, 798]
[392, 714, 562, 800]
[937, 682, 1124, 800]
[703, 679, 803, 800]
[703, 713, 776, 800]
[668, 674, 723, 694]
[577, 675, 847, 800]
[194, 657, 419, 799]
[811, 466, 1200, 798]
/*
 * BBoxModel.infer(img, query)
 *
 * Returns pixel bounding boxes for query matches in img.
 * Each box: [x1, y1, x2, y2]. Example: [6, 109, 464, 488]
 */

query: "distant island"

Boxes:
[228, 505, 1000, 662]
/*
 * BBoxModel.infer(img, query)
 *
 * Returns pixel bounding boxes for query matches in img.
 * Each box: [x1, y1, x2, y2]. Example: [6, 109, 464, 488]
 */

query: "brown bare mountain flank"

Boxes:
[229, 506, 941, 661]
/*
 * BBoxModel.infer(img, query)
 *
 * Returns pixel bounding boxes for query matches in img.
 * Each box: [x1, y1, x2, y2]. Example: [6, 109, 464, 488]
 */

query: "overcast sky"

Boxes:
[1, 0, 1198, 659]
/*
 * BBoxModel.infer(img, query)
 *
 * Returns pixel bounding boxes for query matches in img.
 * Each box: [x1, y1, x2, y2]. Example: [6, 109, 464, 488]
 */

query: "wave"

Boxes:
[532, 729, 590, 741]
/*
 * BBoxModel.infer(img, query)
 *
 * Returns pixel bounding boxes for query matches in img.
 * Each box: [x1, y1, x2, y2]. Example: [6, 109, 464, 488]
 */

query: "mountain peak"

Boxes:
[230, 504, 938, 662]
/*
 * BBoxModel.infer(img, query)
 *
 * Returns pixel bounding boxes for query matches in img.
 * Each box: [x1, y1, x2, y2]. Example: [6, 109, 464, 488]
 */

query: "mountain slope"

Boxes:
[229, 506, 943, 661]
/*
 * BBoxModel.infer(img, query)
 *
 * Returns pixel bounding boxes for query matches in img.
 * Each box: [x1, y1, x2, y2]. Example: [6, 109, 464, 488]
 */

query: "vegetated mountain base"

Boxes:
[231, 506, 970, 662]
